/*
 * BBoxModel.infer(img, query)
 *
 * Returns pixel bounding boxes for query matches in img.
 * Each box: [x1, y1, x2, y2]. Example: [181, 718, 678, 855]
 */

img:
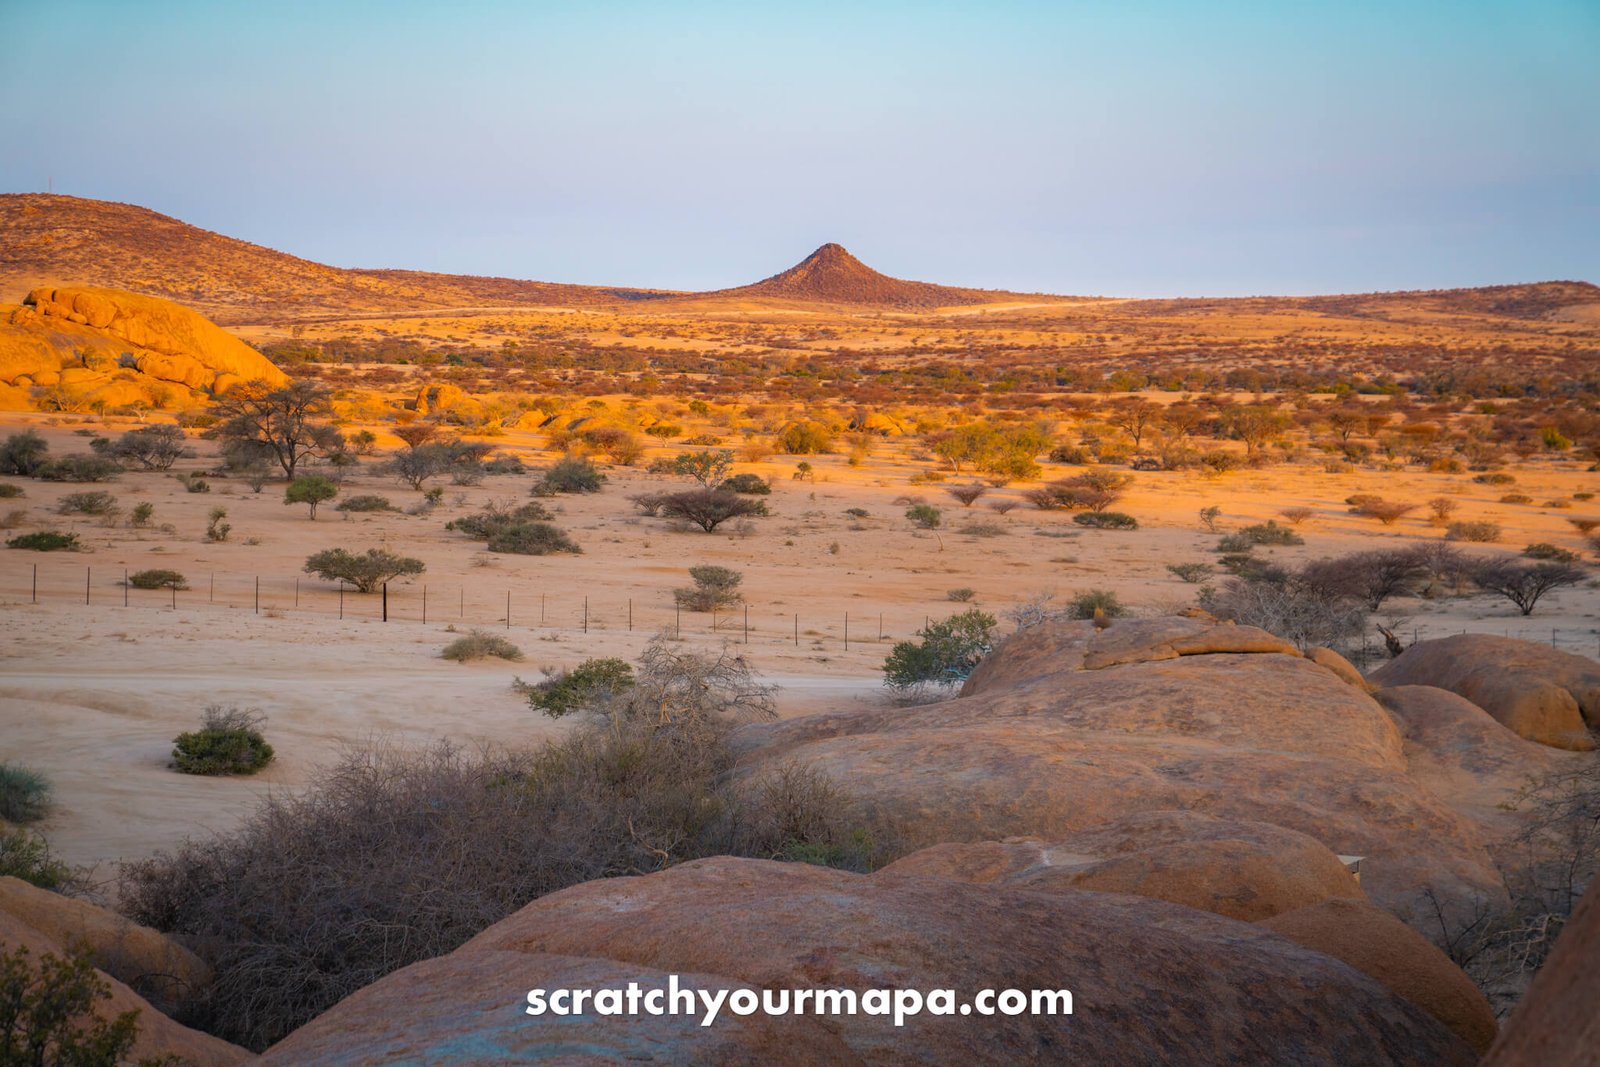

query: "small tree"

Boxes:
[669, 450, 735, 488]
[104, 425, 185, 470]
[208, 379, 343, 480]
[0, 944, 143, 1066]
[944, 483, 988, 508]
[304, 547, 425, 593]
[0, 431, 49, 477]
[905, 504, 943, 550]
[284, 475, 338, 519]
[205, 507, 230, 542]
[534, 454, 606, 494]
[1472, 560, 1584, 616]
[658, 489, 764, 532]
[674, 565, 744, 611]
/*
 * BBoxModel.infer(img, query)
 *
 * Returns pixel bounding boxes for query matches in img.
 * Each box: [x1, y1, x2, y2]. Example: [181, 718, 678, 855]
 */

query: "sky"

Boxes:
[2, 0, 1597, 297]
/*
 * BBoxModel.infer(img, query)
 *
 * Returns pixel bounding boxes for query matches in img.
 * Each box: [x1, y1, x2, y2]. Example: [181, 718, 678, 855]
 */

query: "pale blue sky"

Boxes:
[3, 0, 1596, 295]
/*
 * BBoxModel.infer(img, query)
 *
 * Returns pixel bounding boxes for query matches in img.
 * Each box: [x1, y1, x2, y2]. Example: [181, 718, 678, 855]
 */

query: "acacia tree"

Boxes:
[658, 489, 764, 532]
[304, 548, 424, 593]
[1473, 560, 1584, 616]
[209, 380, 342, 480]
[1108, 399, 1160, 449]
[284, 475, 338, 519]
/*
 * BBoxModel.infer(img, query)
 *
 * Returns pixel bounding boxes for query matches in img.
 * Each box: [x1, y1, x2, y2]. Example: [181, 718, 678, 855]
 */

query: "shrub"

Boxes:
[179, 472, 210, 493]
[483, 454, 526, 476]
[1473, 472, 1515, 485]
[446, 500, 552, 540]
[945, 483, 988, 507]
[1300, 549, 1428, 610]
[657, 489, 766, 532]
[57, 491, 118, 516]
[304, 547, 425, 593]
[1427, 497, 1458, 524]
[283, 475, 338, 518]
[719, 473, 770, 495]
[0, 431, 49, 477]
[441, 630, 524, 662]
[525, 658, 635, 717]
[205, 507, 230, 542]
[986, 499, 1019, 516]
[129, 501, 153, 527]
[534, 454, 605, 494]
[1218, 520, 1302, 551]
[0, 828, 79, 891]
[905, 503, 942, 529]
[105, 424, 186, 470]
[1279, 506, 1315, 525]
[486, 522, 581, 555]
[0, 762, 52, 823]
[1067, 589, 1126, 620]
[1167, 562, 1214, 584]
[1446, 520, 1501, 543]
[1499, 493, 1533, 506]
[36, 454, 122, 482]
[1202, 576, 1367, 653]
[777, 421, 834, 454]
[128, 569, 188, 591]
[0, 942, 145, 1063]
[0, 483, 21, 498]
[1351, 499, 1419, 525]
[336, 494, 394, 513]
[882, 609, 996, 693]
[673, 565, 743, 611]
[1073, 511, 1138, 530]
[172, 706, 274, 775]
[666, 449, 733, 488]
[6, 531, 78, 551]
[947, 587, 976, 602]
[1523, 543, 1579, 563]
[1472, 560, 1585, 616]
[644, 424, 683, 439]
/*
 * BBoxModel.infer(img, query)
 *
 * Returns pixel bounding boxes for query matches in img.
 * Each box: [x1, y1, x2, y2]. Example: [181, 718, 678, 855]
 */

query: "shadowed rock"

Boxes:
[1483, 879, 1600, 1066]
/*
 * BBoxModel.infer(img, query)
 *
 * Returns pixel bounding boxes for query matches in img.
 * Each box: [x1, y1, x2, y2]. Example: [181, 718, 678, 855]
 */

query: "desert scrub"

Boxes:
[0, 762, 52, 823]
[1167, 562, 1215, 583]
[0, 828, 80, 891]
[1067, 589, 1127, 620]
[719, 472, 771, 495]
[129, 569, 189, 590]
[446, 500, 552, 540]
[56, 491, 118, 516]
[1217, 520, 1302, 551]
[0, 483, 22, 498]
[129, 501, 154, 526]
[486, 522, 580, 555]
[6, 531, 79, 551]
[532, 454, 605, 494]
[673, 565, 743, 611]
[1446, 520, 1501, 543]
[0, 942, 144, 1061]
[441, 630, 524, 662]
[172, 706, 275, 776]
[335, 494, 394, 513]
[882, 608, 996, 694]
[1073, 511, 1138, 530]
[35, 454, 121, 482]
[523, 657, 636, 717]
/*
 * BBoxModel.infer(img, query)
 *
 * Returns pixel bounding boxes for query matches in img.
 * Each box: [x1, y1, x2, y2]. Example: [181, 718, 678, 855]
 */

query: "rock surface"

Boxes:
[737, 619, 1505, 926]
[0, 909, 247, 1067]
[881, 812, 1365, 922]
[0, 875, 211, 1014]
[1483, 879, 1600, 1066]
[0, 285, 285, 409]
[263, 857, 1474, 1066]
[1370, 634, 1600, 751]
[1258, 898, 1498, 1054]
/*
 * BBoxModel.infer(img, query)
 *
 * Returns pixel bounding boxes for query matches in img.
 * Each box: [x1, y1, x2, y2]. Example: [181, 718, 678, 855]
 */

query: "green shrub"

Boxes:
[1218, 520, 1302, 551]
[0, 941, 146, 1067]
[0, 432, 49, 477]
[335, 494, 395, 512]
[35, 455, 121, 482]
[524, 658, 636, 717]
[441, 630, 524, 662]
[1499, 493, 1533, 505]
[1167, 562, 1215, 583]
[1067, 589, 1127, 620]
[534, 454, 605, 494]
[129, 501, 154, 527]
[1446, 520, 1501, 543]
[777, 421, 835, 455]
[673, 565, 743, 611]
[129, 569, 188, 591]
[7, 531, 79, 551]
[882, 608, 996, 692]
[283, 475, 338, 518]
[486, 522, 581, 555]
[446, 500, 552, 540]
[0, 483, 23, 498]
[0, 828, 79, 891]
[57, 491, 118, 516]
[0, 762, 52, 823]
[1074, 511, 1138, 530]
[172, 706, 274, 776]
[1473, 472, 1515, 485]
[719, 473, 771, 495]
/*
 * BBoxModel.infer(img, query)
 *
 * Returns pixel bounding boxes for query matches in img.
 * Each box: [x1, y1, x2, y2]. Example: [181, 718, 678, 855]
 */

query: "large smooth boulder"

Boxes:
[0, 875, 211, 1014]
[1259, 898, 1498, 1054]
[1484, 879, 1600, 1066]
[1371, 634, 1600, 751]
[0, 910, 247, 1066]
[736, 619, 1505, 926]
[263, 858, 1474, 1066]
[882, 812, 1365, 922]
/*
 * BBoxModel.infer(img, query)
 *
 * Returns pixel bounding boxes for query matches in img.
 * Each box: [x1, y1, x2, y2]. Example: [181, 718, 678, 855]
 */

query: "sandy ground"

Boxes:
[3, 413, 1598, 876]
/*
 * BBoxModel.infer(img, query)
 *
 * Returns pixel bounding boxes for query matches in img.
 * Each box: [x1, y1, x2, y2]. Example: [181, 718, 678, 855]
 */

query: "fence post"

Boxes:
[209, 573, 214, 603]
[676, 603, 681, 640]
[295, 579, 300, 608]
[339, 581, 345, 619]
[124, 569, 128, 607]
[744, 604, 749, 644]
[422, 585, 427, 625]
[794, 614, 799, 647]
[85, 566, 90, 605]
[628, 598, 633, 632]
[583, 597, 589, 634]
[171, 583, 176, 610]
[460, 587, 464, 619]
[506, 590, 511, 629]
[31, 564, 36, 604]
[844, 612, 849, 651]
[254, 576, 259, 615]
[382, 582, 388, 623]
[540, 593, 546, 625]
[878, 613, 883, 641]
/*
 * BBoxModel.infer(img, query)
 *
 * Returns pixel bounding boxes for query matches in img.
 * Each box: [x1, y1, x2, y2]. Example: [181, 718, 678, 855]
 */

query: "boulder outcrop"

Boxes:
[0, 909, 247, 1066]
[734, 618, 1506, 926]
[1370, 634, 1600, 751]
[1483, 879, 1600, 1066]
[0, 875, 211, 1015]
[260, 857, 1474, 1066]
[882, 812, 1365, 922]
[0, 286, 285, 410]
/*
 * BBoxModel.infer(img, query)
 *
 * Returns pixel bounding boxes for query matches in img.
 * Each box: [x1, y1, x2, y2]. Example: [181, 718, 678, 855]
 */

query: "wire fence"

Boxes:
[3, 560, 1598, 662]
[0, 559, 937, 651]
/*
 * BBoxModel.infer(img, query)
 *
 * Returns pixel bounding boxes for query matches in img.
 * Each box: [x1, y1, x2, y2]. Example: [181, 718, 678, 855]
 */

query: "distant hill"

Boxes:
[706, 242, 1035, 308]
[0, 194, 673, 324]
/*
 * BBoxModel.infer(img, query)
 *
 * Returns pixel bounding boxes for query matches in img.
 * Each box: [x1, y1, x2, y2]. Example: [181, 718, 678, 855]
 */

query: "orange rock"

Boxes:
[1259, 898, 1498, 1054]
[1483, 879, 1600, 1066]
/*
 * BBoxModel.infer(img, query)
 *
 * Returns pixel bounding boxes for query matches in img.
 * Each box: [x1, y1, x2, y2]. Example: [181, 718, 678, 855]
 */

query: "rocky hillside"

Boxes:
[708, 242, 1029, 308]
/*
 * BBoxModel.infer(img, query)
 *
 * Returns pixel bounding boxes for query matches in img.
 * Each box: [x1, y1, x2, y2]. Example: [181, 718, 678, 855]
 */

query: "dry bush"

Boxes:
[1352, 499, 1419, 525]
[1278, 506, 1315, 526]
[441, 630, 523, 662]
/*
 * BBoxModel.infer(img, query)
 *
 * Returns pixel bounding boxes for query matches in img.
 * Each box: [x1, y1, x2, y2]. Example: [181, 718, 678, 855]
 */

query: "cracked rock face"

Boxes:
[733, 618, 1507, 926]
